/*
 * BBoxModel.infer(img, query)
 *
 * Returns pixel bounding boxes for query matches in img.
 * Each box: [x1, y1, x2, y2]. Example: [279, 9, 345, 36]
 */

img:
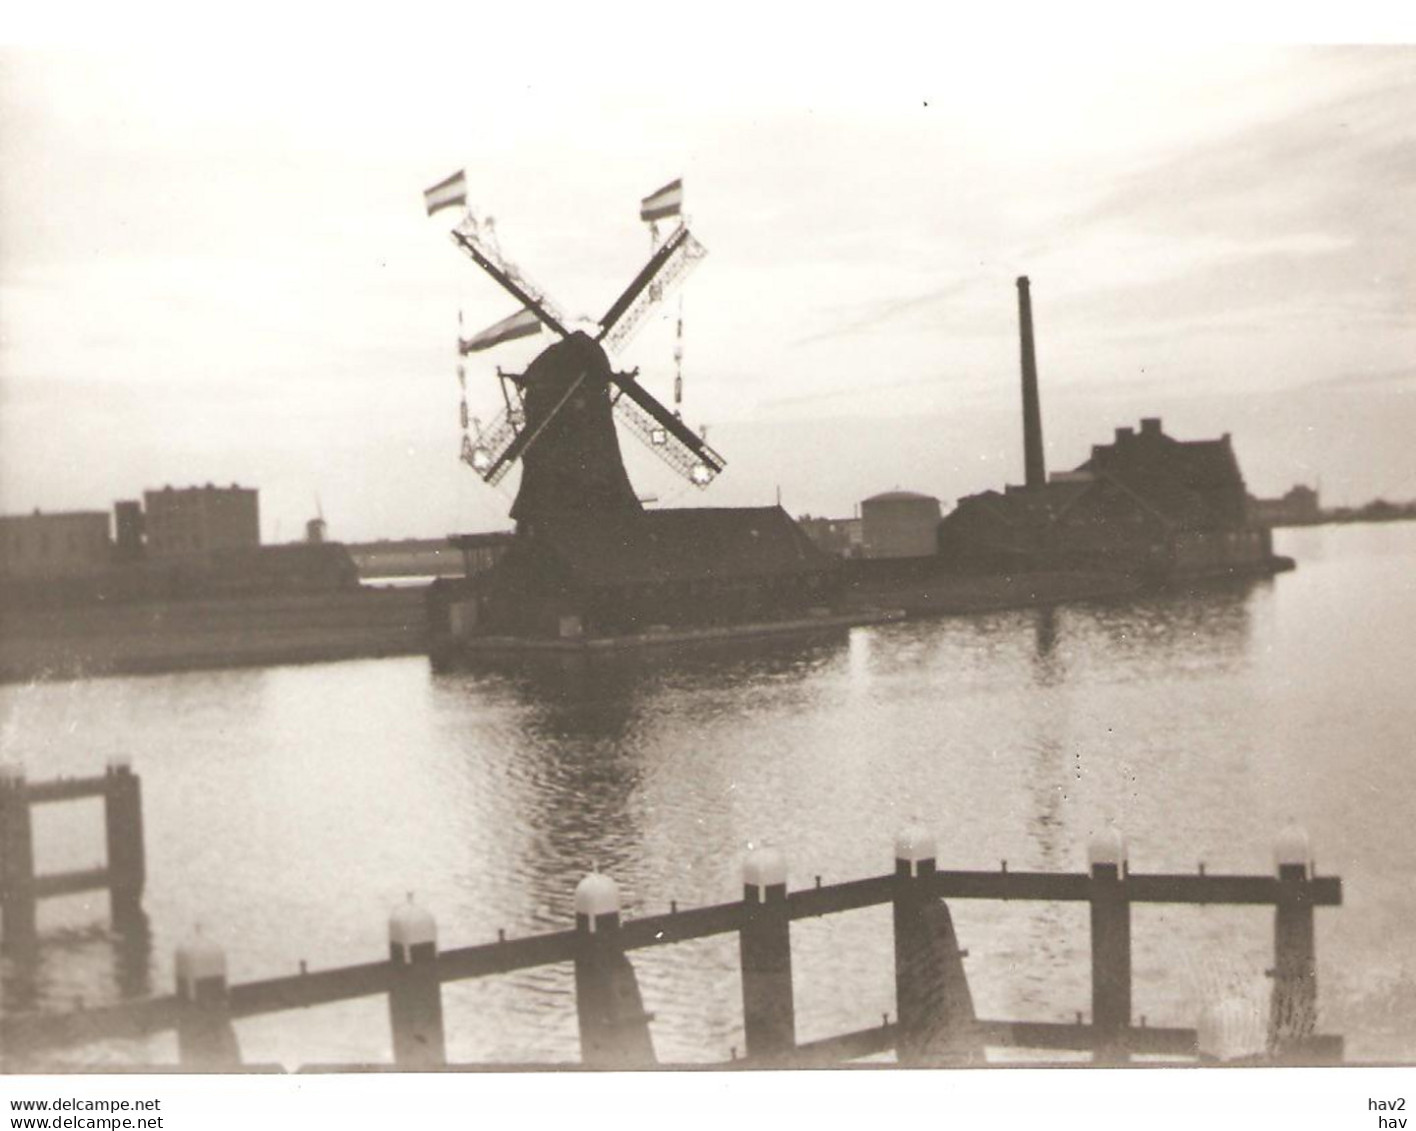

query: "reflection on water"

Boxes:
[1031, 605, 1060, 679]
[2, 524, 1414, 1064]
[1, 920, 151, 1021]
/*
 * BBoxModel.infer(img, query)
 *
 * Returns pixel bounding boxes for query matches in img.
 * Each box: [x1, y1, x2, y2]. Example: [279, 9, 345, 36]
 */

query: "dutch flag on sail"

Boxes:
[639, 178, 683, 222]
[460, 308, 543, 354]
[424, 169, 468, 217]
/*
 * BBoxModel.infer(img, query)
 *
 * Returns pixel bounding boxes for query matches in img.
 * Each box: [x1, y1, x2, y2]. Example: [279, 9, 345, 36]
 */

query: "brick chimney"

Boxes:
[1016, 276, 1046, 490]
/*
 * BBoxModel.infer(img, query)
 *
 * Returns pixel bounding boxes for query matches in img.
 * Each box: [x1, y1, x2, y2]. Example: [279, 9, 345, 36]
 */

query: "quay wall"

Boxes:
[1, 559, 1284, 684]
[842, 568, 1141, 617]
[0, 588, 428, 684]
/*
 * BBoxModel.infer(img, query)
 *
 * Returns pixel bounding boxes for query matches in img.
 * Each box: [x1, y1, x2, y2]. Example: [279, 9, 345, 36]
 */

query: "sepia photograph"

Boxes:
[1, 5, 1413, 1125]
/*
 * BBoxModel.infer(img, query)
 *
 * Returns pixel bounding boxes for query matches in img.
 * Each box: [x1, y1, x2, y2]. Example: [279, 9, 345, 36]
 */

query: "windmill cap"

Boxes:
[895, 823, 937, 864]
[574, 872, 620, 918]
[743, 846, 787, 889]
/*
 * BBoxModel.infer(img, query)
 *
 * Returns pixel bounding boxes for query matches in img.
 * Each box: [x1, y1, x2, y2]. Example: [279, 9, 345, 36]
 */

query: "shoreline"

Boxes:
[0, 561, 1289, 685]
[429, 565, 1273, 665]
[0, 588, 428, 685]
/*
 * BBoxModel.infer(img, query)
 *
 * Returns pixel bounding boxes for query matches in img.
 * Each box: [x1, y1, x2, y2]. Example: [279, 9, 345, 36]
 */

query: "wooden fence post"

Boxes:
[893, 824, 981, 1066]
[175, 930, 241, 1068]
[1088, 828, 1131, 1065]
[1268, 824, 1317, 1061]
[740, 846, 795, 1063]
[573, 871, 656, 1068]
[0, 763, 37, 950]
[103, 757, 146, 934]
[387, 896, 446, 1068]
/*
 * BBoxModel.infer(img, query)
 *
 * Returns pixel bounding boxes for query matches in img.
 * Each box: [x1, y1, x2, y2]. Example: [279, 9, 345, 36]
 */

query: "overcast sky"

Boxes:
[2, 16, 1413, 541]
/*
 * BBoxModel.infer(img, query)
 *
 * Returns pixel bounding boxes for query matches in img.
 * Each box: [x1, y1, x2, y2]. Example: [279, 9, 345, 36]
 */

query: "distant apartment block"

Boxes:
[143, 484, 259, 558]
[1249, 485, 1322, 527]
[0, 510, 112, 579]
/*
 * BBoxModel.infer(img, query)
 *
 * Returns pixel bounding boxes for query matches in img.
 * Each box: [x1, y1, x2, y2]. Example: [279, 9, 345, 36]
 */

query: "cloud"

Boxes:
[4, 45, 1415, 539]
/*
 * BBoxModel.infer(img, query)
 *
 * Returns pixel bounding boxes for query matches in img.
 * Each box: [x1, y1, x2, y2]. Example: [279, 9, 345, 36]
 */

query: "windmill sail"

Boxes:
[462, 401, 526, 485]
[597, 226, 707, 355]
[610, 374, 724, 487]
[438, 181, 725, 497]
[450, 220, 571, 337]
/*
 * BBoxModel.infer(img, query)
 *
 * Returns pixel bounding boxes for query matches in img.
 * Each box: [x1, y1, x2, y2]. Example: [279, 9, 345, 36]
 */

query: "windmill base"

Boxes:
[430, 607, 905, 664]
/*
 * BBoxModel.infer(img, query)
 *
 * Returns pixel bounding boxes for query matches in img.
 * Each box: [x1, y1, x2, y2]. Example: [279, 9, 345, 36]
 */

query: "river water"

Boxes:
[3, 523, 1413, 1067]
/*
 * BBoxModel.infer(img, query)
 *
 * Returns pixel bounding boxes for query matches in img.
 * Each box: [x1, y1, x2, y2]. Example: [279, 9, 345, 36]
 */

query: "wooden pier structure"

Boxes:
[0, 759, 146, 950]
[1, 800, 1343, 1070]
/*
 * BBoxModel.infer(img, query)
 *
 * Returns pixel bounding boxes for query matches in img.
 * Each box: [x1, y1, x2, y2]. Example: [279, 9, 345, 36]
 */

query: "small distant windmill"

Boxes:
[305, 495, 327, 544]
[425, 171, 723, 528]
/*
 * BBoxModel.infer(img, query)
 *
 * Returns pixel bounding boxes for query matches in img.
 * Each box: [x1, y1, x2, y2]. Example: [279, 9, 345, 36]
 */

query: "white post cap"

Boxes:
[574, 871, 621, 923]
[389, 895, 437, 955]
[743, 846, 788, 893]
[1087, 826, 1128, 869]
[175, 928, 227, 989]
[895, 823, 936, 867]
[1274, 823, 1312, 873]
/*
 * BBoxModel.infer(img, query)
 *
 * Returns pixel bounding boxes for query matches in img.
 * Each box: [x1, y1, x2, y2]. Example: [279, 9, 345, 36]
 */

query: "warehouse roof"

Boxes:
[527, 506, 831, 586]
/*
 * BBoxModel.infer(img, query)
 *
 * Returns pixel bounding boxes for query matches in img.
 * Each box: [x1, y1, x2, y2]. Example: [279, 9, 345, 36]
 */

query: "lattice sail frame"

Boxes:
[462, 402, 526, 485]
[599, 227, 707, 355]
[611, 393, 724, 488]
[450, 213, 572, 334]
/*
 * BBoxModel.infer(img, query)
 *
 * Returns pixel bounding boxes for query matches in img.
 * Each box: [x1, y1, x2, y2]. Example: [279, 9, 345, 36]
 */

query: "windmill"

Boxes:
[428, 173, 725, 529]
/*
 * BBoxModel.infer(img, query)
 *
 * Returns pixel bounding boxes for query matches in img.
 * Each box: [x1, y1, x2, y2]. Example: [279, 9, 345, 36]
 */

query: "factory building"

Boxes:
[197, 543, 360, 594]
[796, 516, 863, 558]
[0, 511, 112, 579]
[939, 466, 1171, 573]
[860, 491, 942, 559]
[446, 532, 517, 578]
[1078, 418, 1251, 531]
[114, 500, 145, 561]
[936, 277, 1283, 580]
[143, 484, 260, 558]
[938, 420, 1273, 576]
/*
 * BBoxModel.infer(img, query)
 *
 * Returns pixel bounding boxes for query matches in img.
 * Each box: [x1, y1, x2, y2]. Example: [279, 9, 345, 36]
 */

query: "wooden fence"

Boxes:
[1, 797, 1342, 1070]
[1, 760, 145, 950]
